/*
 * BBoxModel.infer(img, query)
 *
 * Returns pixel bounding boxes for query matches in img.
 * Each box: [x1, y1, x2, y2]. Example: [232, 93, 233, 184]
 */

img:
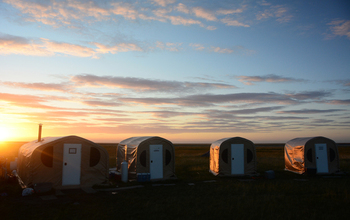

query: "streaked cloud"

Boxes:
[221, 18, 250, 27]
[327, 20, 350, 39]
[70, 74, 236, 93]
[326, 99, 350, 105]
[2, 0, 249, 31]
[236, 74, 306, 85]
[0, 81, 71, 92]
[0, 33, 144, 58]
[0, 92, 58, 109]
[119, 92, 310, 107]
[256, 5, 293, 23]
[277, 109, 345, 114]
[152, 0, 176, 7]
[0, 34, 53, 56]
[94, 42, 143, 54]
[192, 7, 217, 21]
[156, 41, 183, 52]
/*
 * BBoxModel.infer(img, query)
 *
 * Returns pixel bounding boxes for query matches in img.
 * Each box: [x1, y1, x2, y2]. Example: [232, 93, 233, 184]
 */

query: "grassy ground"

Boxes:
[1, 142, 350, 219]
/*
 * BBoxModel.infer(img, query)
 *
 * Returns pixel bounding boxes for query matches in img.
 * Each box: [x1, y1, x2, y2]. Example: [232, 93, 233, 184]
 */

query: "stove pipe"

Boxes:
[38, 123, 43, 142]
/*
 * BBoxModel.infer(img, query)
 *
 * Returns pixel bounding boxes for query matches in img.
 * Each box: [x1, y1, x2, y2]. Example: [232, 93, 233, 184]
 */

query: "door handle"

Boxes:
[232, 158, 234, 160]
[151, 160, 153, 163]
[64, 162, 67, 166]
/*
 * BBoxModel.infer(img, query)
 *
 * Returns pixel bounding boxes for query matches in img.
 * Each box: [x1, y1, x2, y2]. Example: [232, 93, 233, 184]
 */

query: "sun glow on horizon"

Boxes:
[0, 127, 11, 142]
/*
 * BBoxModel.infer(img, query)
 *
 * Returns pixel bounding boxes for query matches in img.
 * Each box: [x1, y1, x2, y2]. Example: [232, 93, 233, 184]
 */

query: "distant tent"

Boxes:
[116, 136, 175, 180]
[209, 137, 257, 176]
[17, 136, 109, 189]
[284, 136, 339, 174]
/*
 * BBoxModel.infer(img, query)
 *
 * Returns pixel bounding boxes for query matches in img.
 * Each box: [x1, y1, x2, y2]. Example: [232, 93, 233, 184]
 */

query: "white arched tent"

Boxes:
[17, 136, 109, 189]
[210, 137, 257, 176]
[284, 136, 339, 174]
[116, 136, 175, 180]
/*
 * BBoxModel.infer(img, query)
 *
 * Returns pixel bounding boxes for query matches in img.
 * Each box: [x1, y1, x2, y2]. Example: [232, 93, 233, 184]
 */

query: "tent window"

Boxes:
[90, 147, 100, 167]
[140, 150, 146, 167]
[41, 146, 53, 167]
[329, 148, 336, 162]
[165, 150, 171, 166]
[307, 149, 313, 163]
[222, 149, 228, 164]
[247, 149, 253, 163]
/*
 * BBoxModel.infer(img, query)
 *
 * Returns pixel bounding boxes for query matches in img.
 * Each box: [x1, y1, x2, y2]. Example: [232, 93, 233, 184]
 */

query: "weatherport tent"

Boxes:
[284, 136, 340, 174]
[210, 137, 257, 176]
[17, 136, 109, 189]
[116, 136, 175, 180]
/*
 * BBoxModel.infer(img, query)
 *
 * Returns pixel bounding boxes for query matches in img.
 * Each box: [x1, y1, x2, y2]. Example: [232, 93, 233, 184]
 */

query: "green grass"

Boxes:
[1, 142, 350, 219]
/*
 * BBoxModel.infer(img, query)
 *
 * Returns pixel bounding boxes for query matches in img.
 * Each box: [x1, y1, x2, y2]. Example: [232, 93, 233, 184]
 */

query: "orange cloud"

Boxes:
[192, 7, 217, 21]
[94, 42, 143, 54]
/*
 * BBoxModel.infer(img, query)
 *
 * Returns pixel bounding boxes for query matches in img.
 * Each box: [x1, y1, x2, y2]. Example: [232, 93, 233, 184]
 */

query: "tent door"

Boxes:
[62, 144, 81, 185]
[231, 144, 244, 175]
[150, 144, 163, 179]
[315, 143, 328, 173]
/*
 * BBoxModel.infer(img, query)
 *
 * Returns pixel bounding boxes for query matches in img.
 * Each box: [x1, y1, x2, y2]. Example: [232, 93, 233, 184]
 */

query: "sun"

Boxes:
[0, 127, 11, 142]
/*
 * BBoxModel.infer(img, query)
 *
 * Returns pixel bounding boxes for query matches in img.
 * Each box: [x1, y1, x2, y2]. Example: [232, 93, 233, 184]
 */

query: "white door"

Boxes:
[62, 144, 81, 186]
[315, 143, 329, 173]
[150, 144, 163, 179]
[231, 144, 244, 175]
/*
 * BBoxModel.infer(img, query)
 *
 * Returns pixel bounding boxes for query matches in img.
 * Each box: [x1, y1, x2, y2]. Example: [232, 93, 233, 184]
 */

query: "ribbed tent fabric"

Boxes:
[116, 136, 175, 180]
[209, 137, 257, 176]
[284, 136, 339, 174]
[17, 136, 109, 189]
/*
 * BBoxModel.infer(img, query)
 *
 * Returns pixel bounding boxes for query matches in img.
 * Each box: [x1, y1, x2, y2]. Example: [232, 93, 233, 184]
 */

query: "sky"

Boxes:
[0, 0, 349, 143]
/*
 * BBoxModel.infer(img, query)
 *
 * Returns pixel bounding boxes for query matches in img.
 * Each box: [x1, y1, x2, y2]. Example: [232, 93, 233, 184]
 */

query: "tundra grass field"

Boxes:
[1, 142, 350, 220]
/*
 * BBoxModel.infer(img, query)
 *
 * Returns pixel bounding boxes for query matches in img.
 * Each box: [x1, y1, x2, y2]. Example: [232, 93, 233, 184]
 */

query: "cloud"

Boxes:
[277, 109, 345, 114]
[81, 100, 120, 107]
[326, 99, 350, 105]
[94, 42, 143, 54]
[0, 34, 53, 56]
[236, 74, 306, 85]
[43, 38, 96, 57]
[156, 41, 183, 52]
[119, 92, 301, 107]
[3, 0, 111, 27]
[152, 0, 176, 7]
[0, 33, 144, 58]
[0, 81, 71, 92]
[216, 8, 244, 15]
[210, 47, 234, 54]
[192, 7, 217, 21]
[188, 44, 254, 55]
[175, 3, 189, 14]
[189, 43, 205, 51]
[256, 5, 292, 23]
[0, 92, 59, 109]
[205, 106, 285, 116]
[3, 0, 251, 31]
[70, 74, 236, 93]
[286, 91, 332, 101]
[118, 90, 334, 107]
[327, 20, 350, 39]
[220, 18, 249, 27]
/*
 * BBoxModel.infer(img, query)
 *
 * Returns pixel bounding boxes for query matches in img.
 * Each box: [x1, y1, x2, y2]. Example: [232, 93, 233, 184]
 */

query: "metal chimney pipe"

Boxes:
[38, 123, 43, 142]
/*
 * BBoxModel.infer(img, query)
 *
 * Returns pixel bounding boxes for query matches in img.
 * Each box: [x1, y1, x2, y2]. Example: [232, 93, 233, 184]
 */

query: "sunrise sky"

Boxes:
[0, 0, 349, 143]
